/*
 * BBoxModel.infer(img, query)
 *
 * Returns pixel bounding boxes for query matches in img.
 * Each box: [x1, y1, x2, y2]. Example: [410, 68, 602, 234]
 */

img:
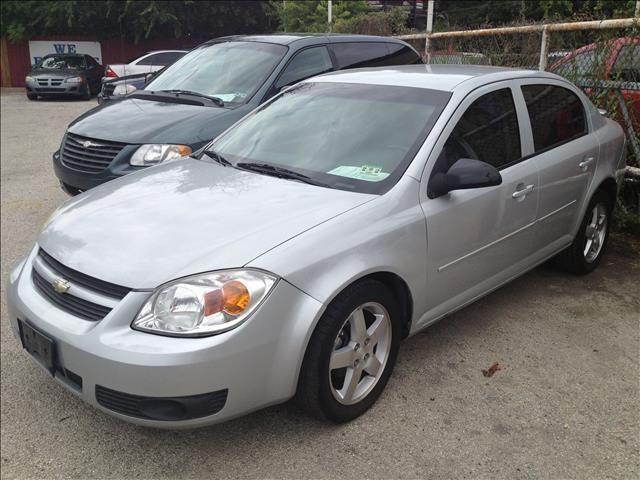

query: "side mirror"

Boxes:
[144, 73, 154, 85]
[429, 158, 502, 198]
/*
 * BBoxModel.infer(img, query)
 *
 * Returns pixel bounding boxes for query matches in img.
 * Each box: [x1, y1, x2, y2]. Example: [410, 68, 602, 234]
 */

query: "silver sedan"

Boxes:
[7, 65, 626, 428]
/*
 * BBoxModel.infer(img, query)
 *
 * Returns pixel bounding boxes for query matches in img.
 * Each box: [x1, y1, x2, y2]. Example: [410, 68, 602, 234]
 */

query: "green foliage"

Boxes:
[273, 0, 371, 33]
[333, 7, 410, 36]
[0, 0, 276, 43]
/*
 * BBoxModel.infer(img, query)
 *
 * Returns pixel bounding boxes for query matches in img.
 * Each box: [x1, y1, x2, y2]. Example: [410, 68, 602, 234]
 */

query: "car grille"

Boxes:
[61, 132, 128, 173]
[32, 249, 131, 321]
[95, 385, 229, 421]
[35, 87, 66, 92]
[37, 78, 64, 87]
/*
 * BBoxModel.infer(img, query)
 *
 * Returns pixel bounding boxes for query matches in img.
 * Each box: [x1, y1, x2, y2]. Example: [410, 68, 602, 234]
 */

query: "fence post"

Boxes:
[538, 26, 549, 70]
[425, 0, 434, 63]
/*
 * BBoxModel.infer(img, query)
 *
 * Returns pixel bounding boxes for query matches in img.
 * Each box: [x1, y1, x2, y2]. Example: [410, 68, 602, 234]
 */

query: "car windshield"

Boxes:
[145, 41, 287, 105]
[206, 82, 451, 194]
[39, 55, 85, 70]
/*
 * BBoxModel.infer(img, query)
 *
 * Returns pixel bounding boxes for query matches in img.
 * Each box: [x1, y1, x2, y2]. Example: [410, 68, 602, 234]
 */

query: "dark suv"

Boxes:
[52, 34, 422, 194]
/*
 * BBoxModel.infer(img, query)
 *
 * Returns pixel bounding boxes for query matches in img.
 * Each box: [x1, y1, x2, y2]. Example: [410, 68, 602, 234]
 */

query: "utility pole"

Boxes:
[328, 0, 333, 32]
[425, 0, 434, 62]
[635, 0, 639, 18]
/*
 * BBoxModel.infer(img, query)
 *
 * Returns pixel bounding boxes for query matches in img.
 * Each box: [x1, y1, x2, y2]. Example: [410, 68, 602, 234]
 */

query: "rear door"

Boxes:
[419, 83, 540, 324]
[517, 81, 598, 249]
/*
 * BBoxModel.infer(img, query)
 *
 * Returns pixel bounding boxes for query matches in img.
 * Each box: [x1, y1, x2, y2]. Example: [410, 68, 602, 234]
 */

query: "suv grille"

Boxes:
[61, 133, 128, 173]
[32, 249, 131, 321]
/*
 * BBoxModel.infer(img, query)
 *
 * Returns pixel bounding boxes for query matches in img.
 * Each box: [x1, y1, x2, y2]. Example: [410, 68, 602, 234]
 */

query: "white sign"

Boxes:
[28, 40, 103, 65]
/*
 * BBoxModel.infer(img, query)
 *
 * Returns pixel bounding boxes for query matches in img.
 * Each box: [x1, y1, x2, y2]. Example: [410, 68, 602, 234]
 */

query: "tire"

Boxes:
[554, 190, 611, 275]
[296, 279, 401, 423]
[27, 93, 37, 100]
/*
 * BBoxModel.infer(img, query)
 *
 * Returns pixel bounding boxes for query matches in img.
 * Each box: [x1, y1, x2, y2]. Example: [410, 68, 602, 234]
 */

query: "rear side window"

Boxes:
[521, 85, 587, 152]
[330, 42, 390, 69]
[276, 46, 333, 88]
[137, 53, 168, 66]
[434, 88, 521, 174]
[150, 52, 186, 66]
[385, 43, 422, 65]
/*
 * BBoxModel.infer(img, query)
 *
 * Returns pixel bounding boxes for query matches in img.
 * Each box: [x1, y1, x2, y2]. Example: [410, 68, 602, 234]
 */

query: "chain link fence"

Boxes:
[399, 19, 639, 230]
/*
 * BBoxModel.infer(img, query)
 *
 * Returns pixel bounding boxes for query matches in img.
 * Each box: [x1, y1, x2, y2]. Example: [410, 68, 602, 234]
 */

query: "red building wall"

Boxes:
[1, 35, 207, 87]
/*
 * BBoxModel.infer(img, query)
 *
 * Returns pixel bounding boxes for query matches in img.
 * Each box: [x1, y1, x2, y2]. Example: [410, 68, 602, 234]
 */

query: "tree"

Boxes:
[273, 0, 371, 33]
[0, 1, 277, 43]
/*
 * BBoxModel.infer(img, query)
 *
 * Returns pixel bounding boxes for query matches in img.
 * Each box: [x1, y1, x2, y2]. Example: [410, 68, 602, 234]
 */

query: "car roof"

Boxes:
[308, 64, 561, 92]
[204, 33, 409, 46]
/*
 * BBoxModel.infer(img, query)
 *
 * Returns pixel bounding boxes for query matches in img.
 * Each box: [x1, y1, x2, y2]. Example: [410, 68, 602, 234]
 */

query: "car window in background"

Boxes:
[436, 88, 521, 173]
[137, 52, 183, 66]
[276, 46, 333, 88]
[208, 82, 450, 194]
[330, 42, 391, 69]
[39, 55, 86, 70]
[611, 44, 640, 83]
[521, 85, 587, 152]
[146, 41, 287, 104]
[86, 55, 99, 67]
[385, 43, 422, 65]
[555, 48, 608, 79]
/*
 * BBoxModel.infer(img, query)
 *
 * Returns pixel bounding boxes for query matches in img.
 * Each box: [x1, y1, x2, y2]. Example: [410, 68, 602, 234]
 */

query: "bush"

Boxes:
[333, 8, 410, 36]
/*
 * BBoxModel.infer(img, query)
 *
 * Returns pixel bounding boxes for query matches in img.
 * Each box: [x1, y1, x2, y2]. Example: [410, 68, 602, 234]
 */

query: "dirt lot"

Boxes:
[1, 89, 639, 479]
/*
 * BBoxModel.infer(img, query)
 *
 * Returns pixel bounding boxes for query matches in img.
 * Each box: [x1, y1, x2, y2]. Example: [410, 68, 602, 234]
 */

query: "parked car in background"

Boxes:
[8, 66, 625, 427]
[53, 34, 423, 195]
[97, 72, 152, 104]
[550, 36, 639, 132]
[104, 50, 188, 78]
[25, 54, 104, 100]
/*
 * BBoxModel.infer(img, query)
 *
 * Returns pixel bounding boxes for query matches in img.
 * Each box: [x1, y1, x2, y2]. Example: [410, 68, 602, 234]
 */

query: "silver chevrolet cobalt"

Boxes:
[7, 65, 626, 428]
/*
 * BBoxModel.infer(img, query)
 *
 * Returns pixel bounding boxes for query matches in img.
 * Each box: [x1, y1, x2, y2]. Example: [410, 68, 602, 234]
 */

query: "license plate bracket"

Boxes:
[18, 320, 56, 374]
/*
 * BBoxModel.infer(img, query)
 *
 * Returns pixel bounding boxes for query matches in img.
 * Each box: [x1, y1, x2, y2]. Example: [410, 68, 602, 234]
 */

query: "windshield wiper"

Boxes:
[236, 162, 329, 188]
[156, 89, 224, 107]
[203, 149, 232, 167]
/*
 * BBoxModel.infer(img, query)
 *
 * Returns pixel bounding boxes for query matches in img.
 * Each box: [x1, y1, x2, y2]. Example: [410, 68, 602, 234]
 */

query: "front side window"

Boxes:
[39, 55, 86, 70]
[434, 88, 521, 175]
[276, 46, 333, 88]
[611, 44, 639, 83]
[521, 84, 587, 153]
[146, 41, 287, 104]
[206, 82, 451, 194]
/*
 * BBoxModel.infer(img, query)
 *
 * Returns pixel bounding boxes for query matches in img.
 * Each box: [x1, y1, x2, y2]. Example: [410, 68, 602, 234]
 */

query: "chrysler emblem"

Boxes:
[51, 278, 70, 294]
[82, 140, 103, 148]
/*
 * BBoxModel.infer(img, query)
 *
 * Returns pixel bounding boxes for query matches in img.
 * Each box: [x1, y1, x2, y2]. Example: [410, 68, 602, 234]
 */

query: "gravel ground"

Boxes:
[1, 89, 639, 479]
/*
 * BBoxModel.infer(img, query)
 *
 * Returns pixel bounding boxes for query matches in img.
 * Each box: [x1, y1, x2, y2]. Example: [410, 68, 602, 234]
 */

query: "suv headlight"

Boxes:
[65, 76, 84, 83]
[113, 84, 137, 96]
[25, 76, 34, 83]
[130, 144, 192, 166]
[132, 270, 278, 337]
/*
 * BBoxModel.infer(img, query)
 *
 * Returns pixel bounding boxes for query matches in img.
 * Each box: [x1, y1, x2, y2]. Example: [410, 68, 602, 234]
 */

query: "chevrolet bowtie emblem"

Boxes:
[51, 278, 70, 294]
[82, 140, 103, 148]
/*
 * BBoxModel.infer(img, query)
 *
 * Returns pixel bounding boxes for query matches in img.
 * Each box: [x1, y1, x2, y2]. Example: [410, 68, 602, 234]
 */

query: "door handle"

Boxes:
[512, 184, 534, 199]
[579, 157, 594, 171]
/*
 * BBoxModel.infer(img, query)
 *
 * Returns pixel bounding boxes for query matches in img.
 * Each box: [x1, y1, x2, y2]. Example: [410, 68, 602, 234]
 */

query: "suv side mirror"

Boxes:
[429, 158, 502, 198]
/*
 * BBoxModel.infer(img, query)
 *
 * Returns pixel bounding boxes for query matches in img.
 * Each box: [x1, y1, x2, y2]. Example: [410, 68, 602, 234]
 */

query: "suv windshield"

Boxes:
[206, 82, 451, 194]
[39, 55, 85, 70]
[145, 41, 287, 105]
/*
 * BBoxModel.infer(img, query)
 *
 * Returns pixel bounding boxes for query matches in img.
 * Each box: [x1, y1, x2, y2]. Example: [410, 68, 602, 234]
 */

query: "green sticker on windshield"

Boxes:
[328, 165, 389, 182]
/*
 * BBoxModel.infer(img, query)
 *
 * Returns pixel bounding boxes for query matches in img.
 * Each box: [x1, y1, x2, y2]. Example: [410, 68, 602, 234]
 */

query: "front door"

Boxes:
[418, 84, 540, 326]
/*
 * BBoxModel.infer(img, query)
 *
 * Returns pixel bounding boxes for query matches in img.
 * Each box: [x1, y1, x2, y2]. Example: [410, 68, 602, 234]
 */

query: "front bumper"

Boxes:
[26, 82, 85, 97]
[7, 248, 324, 428]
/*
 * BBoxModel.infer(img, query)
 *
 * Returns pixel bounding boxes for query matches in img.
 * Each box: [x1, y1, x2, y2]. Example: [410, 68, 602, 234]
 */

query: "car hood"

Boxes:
[38, 158, 374, 289]
[30, 68, 84, 77]
[68, 97, 251, 145]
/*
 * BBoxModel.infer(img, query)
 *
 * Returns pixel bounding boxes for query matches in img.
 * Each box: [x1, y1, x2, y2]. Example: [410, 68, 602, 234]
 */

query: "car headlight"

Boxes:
[132, 270, 278, 337]
[65, 76, 84, 84]
[130, 144, 192, 166]
[113, 84, 137, 96]
[25, 76, 34, 83]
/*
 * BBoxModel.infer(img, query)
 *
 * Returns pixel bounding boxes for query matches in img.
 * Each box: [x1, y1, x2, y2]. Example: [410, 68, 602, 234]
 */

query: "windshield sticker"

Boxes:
[328, 165, 390, 182]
